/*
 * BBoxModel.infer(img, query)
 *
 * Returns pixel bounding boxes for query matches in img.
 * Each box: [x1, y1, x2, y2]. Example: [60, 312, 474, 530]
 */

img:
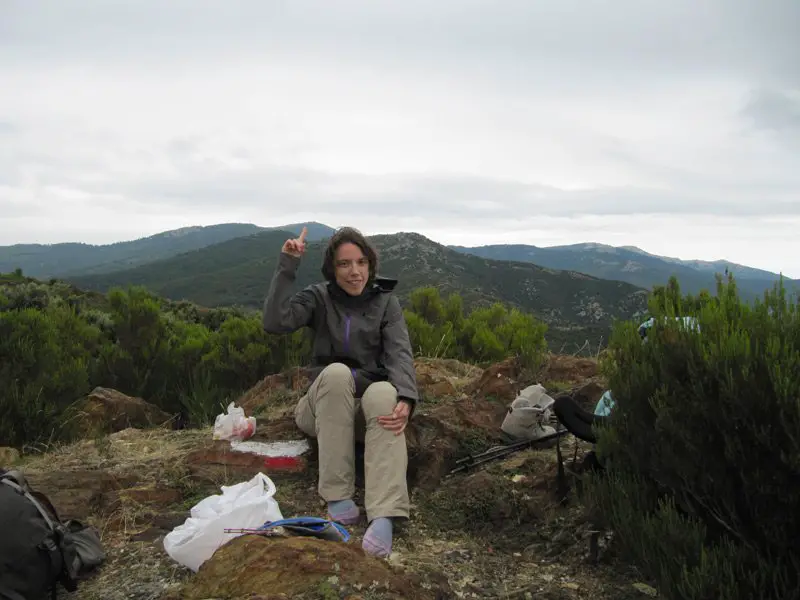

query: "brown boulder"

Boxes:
[464, 357, 520, 400]
[164, 535, 450, 600]
[75, 387, 172, 435]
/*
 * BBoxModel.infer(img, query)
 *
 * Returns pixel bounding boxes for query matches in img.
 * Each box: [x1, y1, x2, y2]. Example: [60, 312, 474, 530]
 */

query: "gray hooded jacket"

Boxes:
[262, 252, 419, 405]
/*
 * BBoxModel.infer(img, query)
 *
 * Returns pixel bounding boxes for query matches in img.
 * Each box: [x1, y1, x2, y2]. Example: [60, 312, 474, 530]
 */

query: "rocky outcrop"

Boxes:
[186, 357, 586, 492]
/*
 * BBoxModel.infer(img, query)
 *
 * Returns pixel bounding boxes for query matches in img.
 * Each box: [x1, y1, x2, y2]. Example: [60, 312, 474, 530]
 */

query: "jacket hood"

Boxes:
[326, 275, 397, 310]
[374, 275, 398, 292]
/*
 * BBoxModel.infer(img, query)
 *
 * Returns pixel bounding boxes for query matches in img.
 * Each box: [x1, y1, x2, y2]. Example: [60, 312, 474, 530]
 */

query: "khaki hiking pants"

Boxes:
[295, 363, 410, 522]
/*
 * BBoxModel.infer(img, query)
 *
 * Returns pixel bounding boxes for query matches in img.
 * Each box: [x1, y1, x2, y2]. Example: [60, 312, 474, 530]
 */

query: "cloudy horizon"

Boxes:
[2, 0, 799, 277]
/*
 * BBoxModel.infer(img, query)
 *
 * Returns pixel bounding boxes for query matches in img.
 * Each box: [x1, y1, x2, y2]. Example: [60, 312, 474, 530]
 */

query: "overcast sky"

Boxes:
[1, 0, 799, 276]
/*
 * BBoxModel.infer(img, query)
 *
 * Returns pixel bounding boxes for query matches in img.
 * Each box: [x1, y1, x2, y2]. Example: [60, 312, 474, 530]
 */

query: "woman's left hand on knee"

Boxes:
[377, 399, 412, 435]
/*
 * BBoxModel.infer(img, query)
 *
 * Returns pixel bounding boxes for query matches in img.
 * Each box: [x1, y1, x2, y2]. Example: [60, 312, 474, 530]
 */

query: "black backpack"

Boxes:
[0, 468, 106, 600]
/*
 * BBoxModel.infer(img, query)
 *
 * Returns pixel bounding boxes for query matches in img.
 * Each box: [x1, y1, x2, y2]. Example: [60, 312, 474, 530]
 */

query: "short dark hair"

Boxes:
[321, 226, 379, 282]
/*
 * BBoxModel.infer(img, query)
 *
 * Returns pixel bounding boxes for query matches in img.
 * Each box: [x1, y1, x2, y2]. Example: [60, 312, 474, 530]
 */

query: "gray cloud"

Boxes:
[742, 89, 800, 134]
[3, 133, 796, 219]
[0, 0, 799, 277]
[3, 1, 798, 82]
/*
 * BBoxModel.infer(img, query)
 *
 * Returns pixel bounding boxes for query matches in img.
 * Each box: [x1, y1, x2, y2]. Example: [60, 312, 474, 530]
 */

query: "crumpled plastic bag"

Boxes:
[163, 473, 283, 571]
[212, 402, 256, 441]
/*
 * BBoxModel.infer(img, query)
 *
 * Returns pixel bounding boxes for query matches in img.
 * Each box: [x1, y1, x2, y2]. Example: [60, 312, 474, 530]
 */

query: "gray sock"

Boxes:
[363, 517, 393, 557]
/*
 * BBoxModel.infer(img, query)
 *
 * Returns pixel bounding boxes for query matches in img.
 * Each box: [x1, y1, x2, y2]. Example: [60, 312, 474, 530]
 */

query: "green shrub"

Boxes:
[583, 275, 800, 600]
[404, 286, 548, 370]
[0, 305, 99, 447]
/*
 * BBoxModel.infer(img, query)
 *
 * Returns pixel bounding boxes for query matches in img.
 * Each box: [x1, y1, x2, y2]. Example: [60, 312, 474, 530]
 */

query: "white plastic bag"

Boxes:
[213, 402, 256, 441]
[163, 472, 283, 571]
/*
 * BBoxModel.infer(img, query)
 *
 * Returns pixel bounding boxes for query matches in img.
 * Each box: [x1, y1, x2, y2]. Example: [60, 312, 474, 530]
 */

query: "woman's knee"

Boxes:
[317, 363, 354, 392]
[361, 381, 397, 416]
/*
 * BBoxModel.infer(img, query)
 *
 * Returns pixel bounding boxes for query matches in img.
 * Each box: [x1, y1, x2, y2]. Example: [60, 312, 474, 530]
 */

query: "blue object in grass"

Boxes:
[594, 390, 616, 417]
[258, 517, 351, 542]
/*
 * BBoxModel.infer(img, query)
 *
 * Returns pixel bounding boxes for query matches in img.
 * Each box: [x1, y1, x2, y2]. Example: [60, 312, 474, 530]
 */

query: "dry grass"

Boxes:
[21, 426, 209, 474]
[414, 356, 484, 395]
[250, 388, 302, 421]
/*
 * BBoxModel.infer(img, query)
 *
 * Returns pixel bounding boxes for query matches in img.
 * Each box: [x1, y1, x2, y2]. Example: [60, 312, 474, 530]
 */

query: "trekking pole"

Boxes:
[446, 429, 569, 477]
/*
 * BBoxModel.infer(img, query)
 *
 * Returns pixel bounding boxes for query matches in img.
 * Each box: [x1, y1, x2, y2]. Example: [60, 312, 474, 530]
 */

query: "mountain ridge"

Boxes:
[0, 221, 336, 278]
[4, 219, 795, 309]
[618, 245, 786, 281]
[65, 229, 649, 352]
[450, 242, 798, 300]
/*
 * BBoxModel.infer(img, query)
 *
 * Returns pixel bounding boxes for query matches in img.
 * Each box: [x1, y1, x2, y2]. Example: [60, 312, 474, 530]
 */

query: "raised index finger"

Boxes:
[297, 226, 308, 243]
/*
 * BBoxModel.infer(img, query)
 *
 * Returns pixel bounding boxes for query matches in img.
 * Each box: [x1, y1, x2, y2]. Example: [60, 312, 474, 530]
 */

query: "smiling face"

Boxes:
[334, 242, 370, 296]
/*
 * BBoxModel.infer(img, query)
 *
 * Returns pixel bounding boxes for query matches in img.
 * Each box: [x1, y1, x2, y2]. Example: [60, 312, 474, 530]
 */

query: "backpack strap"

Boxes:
[0, 473, 58, 532]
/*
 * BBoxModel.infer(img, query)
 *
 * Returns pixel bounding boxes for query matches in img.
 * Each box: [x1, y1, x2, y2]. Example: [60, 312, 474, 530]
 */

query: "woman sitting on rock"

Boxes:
[262, 225, 419, 559]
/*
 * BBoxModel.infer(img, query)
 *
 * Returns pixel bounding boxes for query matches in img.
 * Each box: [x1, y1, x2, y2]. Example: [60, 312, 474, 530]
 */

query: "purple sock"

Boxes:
[362, 517, 393, 558]
[328, 499, 360, 525]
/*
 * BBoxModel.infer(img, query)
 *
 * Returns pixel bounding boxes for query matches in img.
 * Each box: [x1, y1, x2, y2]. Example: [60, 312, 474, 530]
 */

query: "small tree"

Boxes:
[584, 275, 800, 599]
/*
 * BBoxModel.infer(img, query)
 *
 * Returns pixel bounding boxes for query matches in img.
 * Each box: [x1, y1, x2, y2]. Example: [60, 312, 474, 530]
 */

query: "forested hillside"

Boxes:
[0, 221, 335, 278]
[67, 231, 649, 352]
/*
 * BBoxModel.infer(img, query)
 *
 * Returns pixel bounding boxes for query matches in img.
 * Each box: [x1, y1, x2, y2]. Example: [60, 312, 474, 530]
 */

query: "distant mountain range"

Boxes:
[64, 229, 648, 353]
[0, 222, 336, 278]
[1, 220, 795, 351]
[449, 242, 798, 301]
